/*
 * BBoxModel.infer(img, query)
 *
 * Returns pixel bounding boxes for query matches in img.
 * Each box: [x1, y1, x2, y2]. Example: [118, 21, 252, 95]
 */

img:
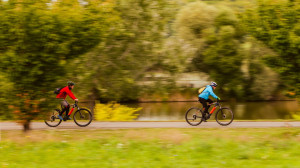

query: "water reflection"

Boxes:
[124, 101, 299, 121]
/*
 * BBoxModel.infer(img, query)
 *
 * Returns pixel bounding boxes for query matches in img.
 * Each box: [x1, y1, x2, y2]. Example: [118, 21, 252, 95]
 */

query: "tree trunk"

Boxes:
[23, 121, 31, 132]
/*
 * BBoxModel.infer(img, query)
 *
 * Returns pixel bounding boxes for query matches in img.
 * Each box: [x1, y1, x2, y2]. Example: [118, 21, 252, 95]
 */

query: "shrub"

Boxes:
[94, 102, 141, 121]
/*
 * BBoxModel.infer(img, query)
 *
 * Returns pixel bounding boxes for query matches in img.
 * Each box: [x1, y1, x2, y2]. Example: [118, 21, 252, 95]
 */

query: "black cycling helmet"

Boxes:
[67, 81, 75, 86]
[210, 81, 217, 87]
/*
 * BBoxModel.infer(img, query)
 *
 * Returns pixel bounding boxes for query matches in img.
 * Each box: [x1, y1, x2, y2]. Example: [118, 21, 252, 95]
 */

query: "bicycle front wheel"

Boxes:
[73, 108, 93, 127]
[215, 107, 234, 126]
[185, 107, 203, 126]
[44, 109, 62, 127]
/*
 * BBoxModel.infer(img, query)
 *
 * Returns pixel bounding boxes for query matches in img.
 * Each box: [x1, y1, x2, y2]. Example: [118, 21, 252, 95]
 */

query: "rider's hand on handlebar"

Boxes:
[75, 99, 79, 102]
[217, 97, 221, 101]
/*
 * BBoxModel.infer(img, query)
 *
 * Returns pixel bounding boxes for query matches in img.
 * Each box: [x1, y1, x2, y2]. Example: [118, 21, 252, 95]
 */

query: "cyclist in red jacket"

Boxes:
[56, 81, 78, 120]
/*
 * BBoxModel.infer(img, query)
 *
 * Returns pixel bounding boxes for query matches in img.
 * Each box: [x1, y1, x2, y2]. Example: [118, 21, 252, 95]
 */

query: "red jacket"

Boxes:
[56, 86, 77, 100]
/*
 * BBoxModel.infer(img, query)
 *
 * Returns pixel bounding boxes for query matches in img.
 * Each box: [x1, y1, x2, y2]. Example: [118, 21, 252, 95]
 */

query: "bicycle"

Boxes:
[44, 101, 93, 127]
[185, 100, 234, 126]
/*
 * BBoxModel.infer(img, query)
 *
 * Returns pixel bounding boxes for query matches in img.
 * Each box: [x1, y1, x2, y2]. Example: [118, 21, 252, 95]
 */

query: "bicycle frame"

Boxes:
[185, 100, 233, 126]
[202, 101, 221, 114]
[45, 101, 92, 127]
[67, 102, 79, 116]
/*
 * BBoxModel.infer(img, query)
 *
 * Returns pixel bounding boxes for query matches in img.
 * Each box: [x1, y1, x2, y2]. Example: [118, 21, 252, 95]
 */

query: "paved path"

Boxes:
[1, 121, 300, 130]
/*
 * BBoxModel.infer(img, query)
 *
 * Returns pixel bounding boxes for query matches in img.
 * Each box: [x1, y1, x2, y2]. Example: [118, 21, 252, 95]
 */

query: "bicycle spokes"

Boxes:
[185, 107, 203, 126]
[44, 109, 62, 127]
[215, 108, 234, 126]
[185, 102, 234, 126]
[222, 113, 226, 119]
[45, 102, 93, 127]
[193, 114, 197, 120]
[73, 108, 93, 127]
[76, 111, 88, 120]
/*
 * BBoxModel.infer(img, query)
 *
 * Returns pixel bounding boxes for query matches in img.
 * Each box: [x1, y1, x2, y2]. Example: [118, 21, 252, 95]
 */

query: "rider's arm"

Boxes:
[208, 86, 219, 99]
[66, 88, 77, 100]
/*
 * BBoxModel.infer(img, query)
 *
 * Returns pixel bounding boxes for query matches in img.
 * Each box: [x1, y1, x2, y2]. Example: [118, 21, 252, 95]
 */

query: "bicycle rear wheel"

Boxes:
[44, 109, 62, 127]
[185, 107, 203, 126]
[73, 108, 93, 127]
[215, 107, 234, 126]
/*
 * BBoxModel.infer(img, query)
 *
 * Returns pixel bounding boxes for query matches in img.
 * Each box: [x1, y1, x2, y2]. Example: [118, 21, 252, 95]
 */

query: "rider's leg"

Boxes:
[206, 99, 213, 113]
[57, 99, 67, 120]
[64, 106, 71, 120]
[60, 107, 66, 115]
[199, 98, 210, 121]
[65, 106, 70, 116]
[198, 97, 209, 114]
[61, 100, 70, 116]
[63, 100, 72, 120]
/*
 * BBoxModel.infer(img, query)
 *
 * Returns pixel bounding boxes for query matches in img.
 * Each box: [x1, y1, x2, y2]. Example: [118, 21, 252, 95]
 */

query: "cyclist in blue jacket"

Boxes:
[198, 82, 220, 119]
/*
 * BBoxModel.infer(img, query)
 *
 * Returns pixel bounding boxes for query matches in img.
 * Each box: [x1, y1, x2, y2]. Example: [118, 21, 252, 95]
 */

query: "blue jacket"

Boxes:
[198, 85, 219, 100]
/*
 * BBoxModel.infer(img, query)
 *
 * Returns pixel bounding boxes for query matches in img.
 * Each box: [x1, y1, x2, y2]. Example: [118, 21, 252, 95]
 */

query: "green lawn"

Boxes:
[1, 128, 300, 168]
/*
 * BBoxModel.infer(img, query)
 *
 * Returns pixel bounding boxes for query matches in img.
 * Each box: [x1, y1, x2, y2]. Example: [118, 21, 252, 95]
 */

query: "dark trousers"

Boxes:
[59, 99, 70, 116]
[198, 97, 213, 114]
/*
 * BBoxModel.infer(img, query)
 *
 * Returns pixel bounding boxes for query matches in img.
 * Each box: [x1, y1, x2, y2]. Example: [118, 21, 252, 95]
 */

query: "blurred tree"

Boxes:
[172, 1, 282, 100]
[70, 0, 174, 102]
[175, 2, 245, 98]
[241, 0, 300, 97]
[175, 2, 218, 48]
[240, 37, 279, 100]
[0, 0, 113, 130]
[195, 25, 245, 98]
[0, 73, 13, 119]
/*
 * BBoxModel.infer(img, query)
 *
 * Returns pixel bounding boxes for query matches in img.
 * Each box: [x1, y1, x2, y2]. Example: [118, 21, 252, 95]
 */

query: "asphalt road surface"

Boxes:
[1, 121, 300, 130]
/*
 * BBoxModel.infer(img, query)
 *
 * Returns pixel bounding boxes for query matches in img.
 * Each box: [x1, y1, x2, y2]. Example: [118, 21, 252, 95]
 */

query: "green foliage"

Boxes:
[139, 79, 178, 101]
[0, 73, 13, 119]
[240, 0, 300, 96]
[0, 0, 298, 120]
[240, 37, 280, 100]
[172, 1, 287, 100]
[175, 2, 218, 43]
[0, 0, 111, 129]
[175, 2, 246, 98]
[70, 0, 175, 102]
[94, 102, 141, 121]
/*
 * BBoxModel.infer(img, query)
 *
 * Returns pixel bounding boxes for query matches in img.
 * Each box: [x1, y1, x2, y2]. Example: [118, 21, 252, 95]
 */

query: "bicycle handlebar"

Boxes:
[73, 101, 78, 108]
[212, 100, 220, 106]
